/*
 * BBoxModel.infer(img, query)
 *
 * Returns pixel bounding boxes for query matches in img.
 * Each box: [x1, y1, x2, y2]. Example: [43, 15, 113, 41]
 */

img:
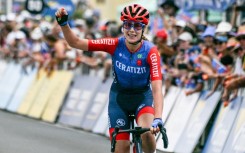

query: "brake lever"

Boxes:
[158, 123, 168, 149]
[111, 126, 120, 152]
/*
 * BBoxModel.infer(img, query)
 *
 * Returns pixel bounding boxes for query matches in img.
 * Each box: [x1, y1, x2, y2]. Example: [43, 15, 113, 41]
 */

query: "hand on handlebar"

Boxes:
[55, 8, 69, 26]
[151, 118, 169, 149]
[151, 118, 163, 134]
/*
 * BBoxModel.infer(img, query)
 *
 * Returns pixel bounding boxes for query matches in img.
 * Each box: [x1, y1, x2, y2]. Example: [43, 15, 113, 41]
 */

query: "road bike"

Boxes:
[111, 113, 168, 153]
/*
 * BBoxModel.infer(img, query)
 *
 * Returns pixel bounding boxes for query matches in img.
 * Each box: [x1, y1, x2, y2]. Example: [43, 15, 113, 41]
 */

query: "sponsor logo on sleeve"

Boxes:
[150, 53, 159, 78]
[91, 39, 115, 45]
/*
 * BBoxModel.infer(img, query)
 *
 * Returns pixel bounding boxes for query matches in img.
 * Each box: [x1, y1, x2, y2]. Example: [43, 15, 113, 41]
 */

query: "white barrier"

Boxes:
[222, 97, 245, 153]
[175, 91, 221, 153]
[81, 78, 112, 131]
[202, 96, 243, 153]
[6, 68, 37, 112]
[0, 60, 8, 80]
[58, 75, 102, 128]
[0, 63, 22, 109]
[162, 86, 181, 122]
[157, 90, 200, 152]
[0, 60, 244, 152]
[92, 101, 109, 135]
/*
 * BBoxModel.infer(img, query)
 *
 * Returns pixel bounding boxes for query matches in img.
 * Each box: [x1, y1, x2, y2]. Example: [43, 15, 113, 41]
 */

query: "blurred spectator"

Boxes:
[155, 28, 175, 64]
[154, 28, 175, 95]
[7, 30, 29, 62]
[37, 34, 66, 77]
[159, 0, 179, 17]
[184, 71, 204, 96]
[215, 35, 229, 58]
[170, 20, 187, 45]
[202, 26, 216, 49]
[235, 25, 245, 73]
[215, 21, 232, 35]
[73, 19, 86, 39]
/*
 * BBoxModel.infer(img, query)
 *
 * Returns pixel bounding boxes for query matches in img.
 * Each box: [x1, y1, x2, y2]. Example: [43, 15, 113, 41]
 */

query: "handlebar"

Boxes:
[111, 124, 168, 152]
[158, 124, 168, 149]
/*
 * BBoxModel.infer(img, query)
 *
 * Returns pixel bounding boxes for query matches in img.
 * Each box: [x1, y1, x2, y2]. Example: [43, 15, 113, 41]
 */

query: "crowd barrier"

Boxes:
[0, 60, 244, 153]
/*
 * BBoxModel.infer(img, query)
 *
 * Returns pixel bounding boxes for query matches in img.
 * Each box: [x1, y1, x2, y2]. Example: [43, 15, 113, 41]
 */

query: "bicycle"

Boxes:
[111, 113, 168, 153]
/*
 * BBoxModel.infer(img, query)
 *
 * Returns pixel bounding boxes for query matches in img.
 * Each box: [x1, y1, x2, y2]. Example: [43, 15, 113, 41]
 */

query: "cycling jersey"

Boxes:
[88, 36, 162, 88]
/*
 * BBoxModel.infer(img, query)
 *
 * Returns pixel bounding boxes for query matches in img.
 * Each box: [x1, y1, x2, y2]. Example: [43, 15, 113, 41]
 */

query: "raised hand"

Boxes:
[55, 8, 69, 26]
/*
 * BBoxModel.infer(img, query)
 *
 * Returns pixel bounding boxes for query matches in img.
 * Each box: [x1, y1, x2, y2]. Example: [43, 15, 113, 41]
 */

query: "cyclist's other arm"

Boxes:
[148, 47, 163, 118]
[151, 80, 163, 118]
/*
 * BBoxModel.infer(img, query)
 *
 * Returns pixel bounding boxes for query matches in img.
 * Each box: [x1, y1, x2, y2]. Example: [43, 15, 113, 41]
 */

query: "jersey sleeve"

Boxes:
[88, 38, 119, 55]
[147, 47, 163, 81]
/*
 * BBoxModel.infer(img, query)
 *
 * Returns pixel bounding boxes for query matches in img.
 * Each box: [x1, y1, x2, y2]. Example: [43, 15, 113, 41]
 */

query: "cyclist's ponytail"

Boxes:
[142, 35, 149, 41]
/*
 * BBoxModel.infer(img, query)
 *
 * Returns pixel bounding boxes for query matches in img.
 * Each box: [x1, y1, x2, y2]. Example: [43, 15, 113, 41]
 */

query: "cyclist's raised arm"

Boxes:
[55, 8, 119, 54]
[55, 8, 88, 51]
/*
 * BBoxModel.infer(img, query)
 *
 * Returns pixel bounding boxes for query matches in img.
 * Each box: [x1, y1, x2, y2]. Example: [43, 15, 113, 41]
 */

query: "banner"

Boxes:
[175, 0, 235, 11]
[42, 0, 75, 17]
[27, 71, 60, 119]
[17, 69, 47, 115]
[41, 71, 73, 122]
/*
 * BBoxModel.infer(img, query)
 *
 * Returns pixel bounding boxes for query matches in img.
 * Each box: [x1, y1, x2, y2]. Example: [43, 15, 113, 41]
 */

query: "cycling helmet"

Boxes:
[120, 4, 149, 25]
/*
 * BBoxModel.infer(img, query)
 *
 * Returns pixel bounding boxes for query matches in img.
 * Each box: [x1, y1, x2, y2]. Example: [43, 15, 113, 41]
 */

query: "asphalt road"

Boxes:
[0, 110, 110, 153]
[0, 110, 166, 153]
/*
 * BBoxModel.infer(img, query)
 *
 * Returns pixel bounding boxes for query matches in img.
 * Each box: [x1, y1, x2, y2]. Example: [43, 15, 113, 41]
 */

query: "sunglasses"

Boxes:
[123, 21, 145, 31]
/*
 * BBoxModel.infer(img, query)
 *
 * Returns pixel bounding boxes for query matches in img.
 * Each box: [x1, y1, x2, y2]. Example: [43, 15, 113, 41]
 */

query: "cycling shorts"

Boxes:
[108, 83, 154, 140]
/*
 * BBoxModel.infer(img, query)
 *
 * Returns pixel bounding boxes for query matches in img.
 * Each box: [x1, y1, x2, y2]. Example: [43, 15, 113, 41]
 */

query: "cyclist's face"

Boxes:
[123, 21, 144, 43]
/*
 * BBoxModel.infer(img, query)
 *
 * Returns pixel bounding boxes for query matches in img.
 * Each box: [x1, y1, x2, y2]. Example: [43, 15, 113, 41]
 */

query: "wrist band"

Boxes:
[60, 21, 68, 26]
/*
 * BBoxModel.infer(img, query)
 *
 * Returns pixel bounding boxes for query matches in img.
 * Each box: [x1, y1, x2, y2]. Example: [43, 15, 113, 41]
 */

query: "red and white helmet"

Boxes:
[120, 4, 149, 25]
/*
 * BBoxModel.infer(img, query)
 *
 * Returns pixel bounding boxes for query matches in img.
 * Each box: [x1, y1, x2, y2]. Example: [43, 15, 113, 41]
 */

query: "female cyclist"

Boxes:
[55, 4, 164, 153]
